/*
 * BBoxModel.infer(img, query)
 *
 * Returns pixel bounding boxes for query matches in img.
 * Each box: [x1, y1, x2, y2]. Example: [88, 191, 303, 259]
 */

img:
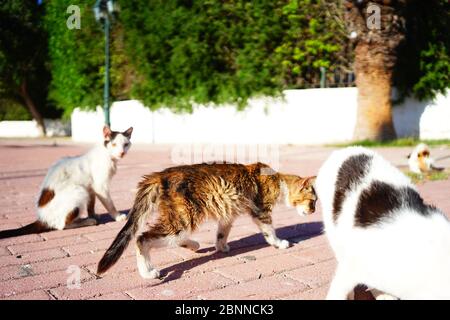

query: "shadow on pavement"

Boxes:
[155, 221, 324, 285]
[95, 209, 130, 225]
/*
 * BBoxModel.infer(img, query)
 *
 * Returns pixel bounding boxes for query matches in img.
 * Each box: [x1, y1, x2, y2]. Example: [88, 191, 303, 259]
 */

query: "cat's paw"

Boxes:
[375, 293, 399, 300]
[184, 240, 200, 252]
[370, 289, 399, 300]
[114, 213, 127, 222]
[85, 218, 99, 226]
[88, 213, 99, 221]
[138, 267, 160, 279]
[215, 243, 230, 253]
[276, 239, 290, 249]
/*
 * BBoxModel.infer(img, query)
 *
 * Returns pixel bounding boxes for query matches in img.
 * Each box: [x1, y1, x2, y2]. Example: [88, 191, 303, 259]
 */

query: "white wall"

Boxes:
[0, 121, 43, 138]
[0, 119, 70, 138]
[418, 93, 450, 140]
[71, 88, 450, 144]
[391, 92, 450, 140]
[71, 100, 154, 144]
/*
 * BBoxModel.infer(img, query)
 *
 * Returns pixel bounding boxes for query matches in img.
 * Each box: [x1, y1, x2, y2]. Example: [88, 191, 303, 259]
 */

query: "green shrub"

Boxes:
[44, 1, 133, 117]
[42, 1, 449, 113]
[394, 0, 450, 102]
[0, 101, 31, 121]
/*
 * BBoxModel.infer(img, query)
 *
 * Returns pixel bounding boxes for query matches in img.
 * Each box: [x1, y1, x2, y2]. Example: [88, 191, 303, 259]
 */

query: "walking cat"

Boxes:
[97, 162, 317, 279]
[0, 126, 133, 239]
[316, 147, 450, 299]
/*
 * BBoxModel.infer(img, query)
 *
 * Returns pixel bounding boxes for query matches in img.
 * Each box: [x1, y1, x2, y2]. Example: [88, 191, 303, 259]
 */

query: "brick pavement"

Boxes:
[0, 139, 449, 300]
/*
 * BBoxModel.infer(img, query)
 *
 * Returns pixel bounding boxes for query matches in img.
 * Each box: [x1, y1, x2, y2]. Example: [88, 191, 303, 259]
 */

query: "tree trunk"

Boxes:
[19, 80, 46, 136]
[353, 43, 397, 141]
[344, 0, 408, 141]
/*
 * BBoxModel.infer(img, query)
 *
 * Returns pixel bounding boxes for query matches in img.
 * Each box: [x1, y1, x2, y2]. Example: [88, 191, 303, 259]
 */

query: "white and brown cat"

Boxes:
[407, 143, 444, 174]
[316, 147, 450, 299]
[0, 126, 133, 239]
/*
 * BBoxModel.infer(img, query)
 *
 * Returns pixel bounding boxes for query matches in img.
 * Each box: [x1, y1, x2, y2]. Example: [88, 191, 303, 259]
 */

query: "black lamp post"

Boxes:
[93, 0, 119, 127]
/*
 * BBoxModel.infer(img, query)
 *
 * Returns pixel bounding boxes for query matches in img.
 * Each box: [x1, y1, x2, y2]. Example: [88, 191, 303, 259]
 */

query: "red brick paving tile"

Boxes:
[84, 249, 183, 276]
[284, 259, 336, 289]
[170, 227, 242, 253]
[40, 223, 114, 241]
[2, 212, 36, 220]
[89, 292, 131, 300]
[166, 253, 235, 276]
[165, 245, 208, 261]
[0, 247, 11, 257]
[157, 244, 275, 276]
[0, 251, 106, 282]
[229, 230, 268, 244]
[8, 234, 88, 255]
[195, 274, 307, 300]
[0, 248, 67, 268]
[82, 227, 125, 242]
[163, 239, 321, 278]
[290, 244, 334, 264]
[2, 289, 53, 300]
[289, 233, 328, 249]
[50, 271, 158, 300]
[0, 234, 43, 247]
[235, 216, 257, 226]
[215, 254, 311, 283]
[0, 264, 33, 282]
[61, 238, 114, 256]
[0, 222, 22, 230]
[0, 268, 93, 298]
[281, 284, 329, 300]
[2, 216, 37, 225]
[105, 220, 127, 230]
[231, 245, 285, 262]
[126, 272, 235, 300]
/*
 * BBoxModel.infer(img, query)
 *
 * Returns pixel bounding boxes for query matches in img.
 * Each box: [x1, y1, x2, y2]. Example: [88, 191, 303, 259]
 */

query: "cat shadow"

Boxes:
[3, 143, 61, 149]
[154, 221, 323, 286]
[93, 209, 130, 225]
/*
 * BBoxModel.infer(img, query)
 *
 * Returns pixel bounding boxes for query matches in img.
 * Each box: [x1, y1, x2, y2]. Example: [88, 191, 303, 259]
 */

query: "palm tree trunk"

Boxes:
[344, 0, 409, 142]
[353, 43, 397, 141]
[19, 80, 46, 136]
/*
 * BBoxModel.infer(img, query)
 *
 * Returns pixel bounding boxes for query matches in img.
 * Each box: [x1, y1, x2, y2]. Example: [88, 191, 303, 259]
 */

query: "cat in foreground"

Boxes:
[316, 147, 450, 299]
[0, 126, 133, 239]
[97, 162, 317, 279]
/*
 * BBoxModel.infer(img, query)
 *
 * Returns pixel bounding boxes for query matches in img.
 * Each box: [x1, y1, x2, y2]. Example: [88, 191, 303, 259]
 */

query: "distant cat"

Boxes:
[0, 126, 133, 239]
[407, 143, 444, 174]
[316, 147, 450, 299]
[97, 162, 317, 279]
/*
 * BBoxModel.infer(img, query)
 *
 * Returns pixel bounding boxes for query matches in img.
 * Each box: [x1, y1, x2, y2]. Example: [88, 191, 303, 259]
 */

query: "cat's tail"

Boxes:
[0, 221, 52, 239]
[430, 164, 445, 172]
[97, 176, 159, 275]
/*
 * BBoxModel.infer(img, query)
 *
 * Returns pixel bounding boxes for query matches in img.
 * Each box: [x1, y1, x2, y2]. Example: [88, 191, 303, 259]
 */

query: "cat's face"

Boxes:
[283, 176, 317, 216]
[103, 126, 133, 160]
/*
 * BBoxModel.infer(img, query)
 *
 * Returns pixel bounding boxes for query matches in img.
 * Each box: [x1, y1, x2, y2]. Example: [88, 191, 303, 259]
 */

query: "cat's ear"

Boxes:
[307, 176, 317, 185]
[123, 127, 133, 139]
[299, 176, 316, 189]
[298, 177, 309, 189]
[103, 125, 112, 140]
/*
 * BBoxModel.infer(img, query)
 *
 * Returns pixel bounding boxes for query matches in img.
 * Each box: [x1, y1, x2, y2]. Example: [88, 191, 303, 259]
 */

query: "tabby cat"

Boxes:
[97, 162, 316, 279]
